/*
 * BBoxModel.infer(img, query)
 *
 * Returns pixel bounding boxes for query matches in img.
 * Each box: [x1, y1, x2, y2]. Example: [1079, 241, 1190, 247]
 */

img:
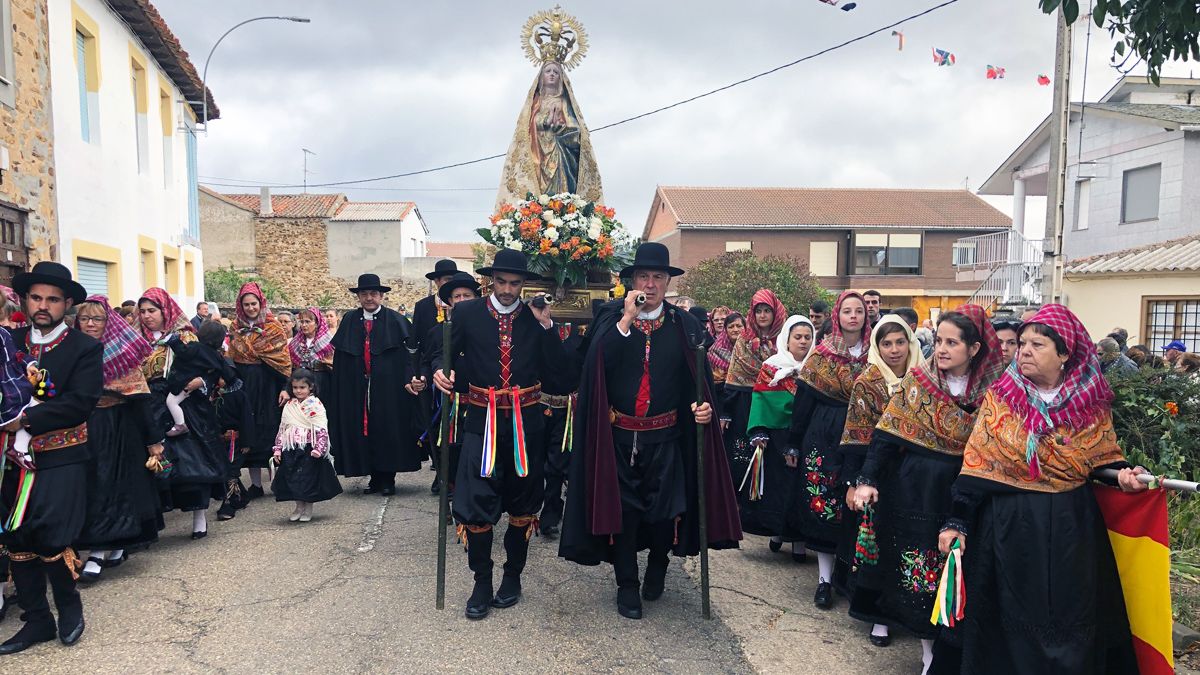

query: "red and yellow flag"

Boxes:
[1093, 485, 1174, 675]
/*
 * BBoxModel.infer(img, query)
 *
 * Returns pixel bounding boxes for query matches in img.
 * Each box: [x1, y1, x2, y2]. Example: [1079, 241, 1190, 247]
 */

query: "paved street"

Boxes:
[6, 469, 920, 674]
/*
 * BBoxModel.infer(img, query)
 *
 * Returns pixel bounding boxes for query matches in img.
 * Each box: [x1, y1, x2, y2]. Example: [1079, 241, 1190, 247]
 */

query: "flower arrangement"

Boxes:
[478, 192, 636, 289]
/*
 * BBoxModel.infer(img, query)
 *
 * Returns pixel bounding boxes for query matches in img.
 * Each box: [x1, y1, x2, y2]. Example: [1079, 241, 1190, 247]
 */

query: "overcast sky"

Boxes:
[156, 0, 1197, 242]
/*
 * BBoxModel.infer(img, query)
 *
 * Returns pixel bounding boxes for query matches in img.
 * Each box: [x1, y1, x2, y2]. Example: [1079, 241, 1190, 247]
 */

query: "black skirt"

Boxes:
[736, 427, 806, 540]
[851, 445, 961, 638]
[271, 446, 343, 503]
[791, 400, 847, 553]
[0, 462, 87, 554]
[76, 402, 163, 550]
[148, 379, 223, 512]
[236, 362, 287, 469]
[953, 485, 1137, 674]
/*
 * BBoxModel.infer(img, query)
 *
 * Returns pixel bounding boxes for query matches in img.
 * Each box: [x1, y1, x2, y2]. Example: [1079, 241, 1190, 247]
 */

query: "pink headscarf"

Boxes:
[138, 287, 193, 341]
[814, 291, 871, 364]
[288, 306, 334, 367]
[83, 294, 153, 384]
[913, 304, 1005, 407]
[235, 282, 271, 328]
[746, 289, 787, 354]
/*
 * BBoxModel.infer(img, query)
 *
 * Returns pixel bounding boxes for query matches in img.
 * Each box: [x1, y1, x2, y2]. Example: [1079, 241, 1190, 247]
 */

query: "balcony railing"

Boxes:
[951, 230, 1045, 309]
[952, 230, 1044, 269]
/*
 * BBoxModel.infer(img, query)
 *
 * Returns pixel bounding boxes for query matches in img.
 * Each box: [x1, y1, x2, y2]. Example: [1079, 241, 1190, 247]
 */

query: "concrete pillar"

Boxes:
[1012, 177, 1026, 238]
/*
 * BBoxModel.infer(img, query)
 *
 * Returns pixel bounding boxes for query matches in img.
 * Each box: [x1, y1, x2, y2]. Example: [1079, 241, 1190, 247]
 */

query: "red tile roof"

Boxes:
[106, 0, 217, 119]
[427, 242, 475, 259]
[648, 187, 1011, 238]
[331, 202, 415, 221]
[220, 192, 346, 219]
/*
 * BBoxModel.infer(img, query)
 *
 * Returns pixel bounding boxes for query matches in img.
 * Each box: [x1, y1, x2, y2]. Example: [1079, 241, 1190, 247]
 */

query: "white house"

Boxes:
[47, 0, 212, 306]
[975, 75, 1200, 343]
[327, 201, 429, 280]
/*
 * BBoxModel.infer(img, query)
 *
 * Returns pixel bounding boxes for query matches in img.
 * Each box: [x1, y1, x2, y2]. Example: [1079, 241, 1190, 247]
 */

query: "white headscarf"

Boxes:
[763, 315, 816, 386]
[866, 314, 923, 393]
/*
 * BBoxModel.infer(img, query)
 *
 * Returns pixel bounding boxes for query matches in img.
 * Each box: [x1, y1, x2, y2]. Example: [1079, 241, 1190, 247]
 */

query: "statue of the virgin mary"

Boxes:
[496, 7, 603, 209]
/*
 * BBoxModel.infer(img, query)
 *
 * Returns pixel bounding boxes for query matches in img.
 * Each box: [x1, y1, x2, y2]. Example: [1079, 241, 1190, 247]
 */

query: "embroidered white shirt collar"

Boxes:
[637, 304, 664, 321]
[31, 322, 69, 345]
[490, 294, 521, 315]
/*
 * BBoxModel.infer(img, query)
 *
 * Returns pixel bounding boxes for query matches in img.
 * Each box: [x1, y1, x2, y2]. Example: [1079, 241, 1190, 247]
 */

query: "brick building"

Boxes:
[643, 186, 1011, 319]
[0, 0, 58, 286]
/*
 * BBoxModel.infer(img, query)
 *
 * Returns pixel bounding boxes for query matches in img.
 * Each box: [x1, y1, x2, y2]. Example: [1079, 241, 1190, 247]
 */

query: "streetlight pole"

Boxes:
[199, 16, 310, 132]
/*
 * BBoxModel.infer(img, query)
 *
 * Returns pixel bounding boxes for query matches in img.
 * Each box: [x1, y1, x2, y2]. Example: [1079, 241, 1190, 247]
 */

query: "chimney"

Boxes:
[259, 186, 273, 217]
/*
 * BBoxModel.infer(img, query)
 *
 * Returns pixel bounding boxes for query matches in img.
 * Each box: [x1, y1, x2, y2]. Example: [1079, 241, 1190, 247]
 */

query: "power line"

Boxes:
[199, 181, 495, 192]
[204, 0, 960, 191]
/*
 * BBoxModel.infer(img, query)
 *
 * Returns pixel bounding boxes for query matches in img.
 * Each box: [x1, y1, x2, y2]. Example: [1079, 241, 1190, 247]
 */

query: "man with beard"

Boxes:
[558, 242, 742, 620]
[432, 249, 575, 621]
[329, 274, 424, 496]
[0, 262, 102, 653]
[413, 259, 459, 493]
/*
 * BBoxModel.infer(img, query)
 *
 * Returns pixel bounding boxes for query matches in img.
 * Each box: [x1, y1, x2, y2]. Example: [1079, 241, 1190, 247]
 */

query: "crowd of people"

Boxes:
[0, 244, 1175, 673]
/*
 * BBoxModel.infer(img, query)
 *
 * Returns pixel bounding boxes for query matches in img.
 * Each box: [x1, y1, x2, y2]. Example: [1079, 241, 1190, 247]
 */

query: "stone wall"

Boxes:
[254, 216, 429, 311]
[0, 0, 57, 265]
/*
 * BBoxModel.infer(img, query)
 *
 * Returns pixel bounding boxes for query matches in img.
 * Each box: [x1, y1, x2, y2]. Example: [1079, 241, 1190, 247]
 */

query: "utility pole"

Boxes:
[1041, 7, 1073, 304]
[302, 148, 316, 193]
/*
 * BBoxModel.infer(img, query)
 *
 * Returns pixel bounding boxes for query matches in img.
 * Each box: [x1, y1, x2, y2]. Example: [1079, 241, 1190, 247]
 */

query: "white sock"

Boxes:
[871, 623, 889, 637]
[249, 468, 263, 488]
[83, 558, 102, 576]
[921, 639, 934, 675]
[792, 542, 807, 556]
[816, 551, 834, 583]
[192, 510, 208, 533]
[12, 428, 31, 455]
[166, 392, 187, 426]
[90, 549, 110, 561]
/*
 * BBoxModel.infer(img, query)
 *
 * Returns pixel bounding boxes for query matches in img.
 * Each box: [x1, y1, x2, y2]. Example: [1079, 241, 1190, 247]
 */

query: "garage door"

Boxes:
[76, 258, 109, 298]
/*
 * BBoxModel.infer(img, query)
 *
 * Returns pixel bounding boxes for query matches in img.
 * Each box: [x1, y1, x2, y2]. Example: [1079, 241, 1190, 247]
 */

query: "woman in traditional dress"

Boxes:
[852, 306, 1004, 674]
[933, 304, 1142, 674]
[227, 282, 292, 501]
[707, 311, 743, 391]
[72, 297, 162, 581]
[722, 291, 786, 493]
[787, 291, 869, 609]
[738, 315, 815, 560]
[138, 288, 226, 539]
[838, 315, 922, 646]
[288, 307, 335, 398]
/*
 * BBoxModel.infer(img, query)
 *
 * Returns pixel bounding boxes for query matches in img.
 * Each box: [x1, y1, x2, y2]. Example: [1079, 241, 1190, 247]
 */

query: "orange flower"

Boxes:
[559, 241, 571, 251]
[566, 203, 576, 214]
[571, 245, 593, 260]
[548, 199, 562, 211]
[539, 238, 553, 254]
[519, 219, 541, 240]
[1166, 401, 1180, 416]
[489, 214, 501, 225]
[528, 202, 543, 214]
[499, 203, 516, 215]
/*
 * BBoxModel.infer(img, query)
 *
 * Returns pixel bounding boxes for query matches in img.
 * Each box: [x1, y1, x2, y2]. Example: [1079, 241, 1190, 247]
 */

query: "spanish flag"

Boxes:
[1093, 485, 1174, 675]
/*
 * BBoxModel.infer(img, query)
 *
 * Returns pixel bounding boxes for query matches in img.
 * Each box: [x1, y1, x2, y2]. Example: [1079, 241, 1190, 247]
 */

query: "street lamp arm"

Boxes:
[200, 16, 310, 129]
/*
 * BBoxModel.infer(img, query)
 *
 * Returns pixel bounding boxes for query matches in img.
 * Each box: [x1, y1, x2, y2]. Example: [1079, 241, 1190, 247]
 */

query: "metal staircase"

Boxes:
[951, 230, 1044, 311]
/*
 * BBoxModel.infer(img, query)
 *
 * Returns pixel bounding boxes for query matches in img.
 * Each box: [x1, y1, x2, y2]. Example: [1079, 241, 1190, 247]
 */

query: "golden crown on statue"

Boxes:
[521, 5, 589, 70]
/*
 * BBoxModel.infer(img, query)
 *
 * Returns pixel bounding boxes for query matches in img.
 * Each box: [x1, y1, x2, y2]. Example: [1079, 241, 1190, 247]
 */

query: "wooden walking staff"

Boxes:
[435, 318, 453, 610]
[693, 344, 711, 620]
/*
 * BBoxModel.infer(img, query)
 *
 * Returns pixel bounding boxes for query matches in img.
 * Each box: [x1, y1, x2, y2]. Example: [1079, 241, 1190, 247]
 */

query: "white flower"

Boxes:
[587, 223, 602, 240]
[550, 218, 563, 228]
[538, 194, 550, 206]
[589, 216, 603, 229]
[563, 211, 578, 221]
[573, 198, 587, 209]
[544, 227, 559, 242]
[497, 218, 513, 229]
[506, 239, 523, 251]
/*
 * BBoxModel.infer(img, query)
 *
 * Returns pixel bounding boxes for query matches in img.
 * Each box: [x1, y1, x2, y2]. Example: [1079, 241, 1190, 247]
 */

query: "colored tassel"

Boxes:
[511, 387, 529, 478]
[481, 387, 498, 478]
[561, 394, 575, 453]
[853, 507, 879, 570]
[930, 538, 966, 627]
[1026, 435, 1042, 479]
[4, 468, 35, 532]
[738, 444, 765, 500]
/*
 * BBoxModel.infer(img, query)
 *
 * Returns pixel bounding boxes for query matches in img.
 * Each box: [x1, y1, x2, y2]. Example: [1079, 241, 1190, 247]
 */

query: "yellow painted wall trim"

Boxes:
[161, 243, 181, 293]
[182, 248, 195, 263]
[71, 238, 123, 301]
[128, 42, 148, 113]
[160, 242, 180, 259]
[158, 75, 174, 136]
[71, 1, 101, 90]
[184, 259, 196, 296]
[137, 235, 159, 289]
[137, 234, 157, 252]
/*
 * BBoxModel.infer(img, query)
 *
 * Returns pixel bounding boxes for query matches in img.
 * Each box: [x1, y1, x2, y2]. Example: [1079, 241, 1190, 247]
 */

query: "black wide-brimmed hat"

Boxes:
[437, 271, 482, 304]
[619, 242, 685, 278]
[13, 261, 88, 304]
[349, 273, 391, 294]
[425, 258, 459, 280]
[476, 249, 542, 280]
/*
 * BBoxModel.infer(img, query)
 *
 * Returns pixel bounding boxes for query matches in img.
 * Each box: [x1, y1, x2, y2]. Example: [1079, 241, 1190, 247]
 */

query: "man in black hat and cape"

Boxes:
[412, 259, 459, 493]
[1, 261, 102, 653]
[558, 242, 742, 620]
[328, 273, 424, 496]
[432, 249, 576, 621]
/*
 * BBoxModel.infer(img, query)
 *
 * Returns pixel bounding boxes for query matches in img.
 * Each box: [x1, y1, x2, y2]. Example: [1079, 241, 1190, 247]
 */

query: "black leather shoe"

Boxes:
[246, 485, 265, 501]
[380, 486, 396, 497]
[642, 559, 668, 602]
[792, 552, 809, 564]
[0, 620, 57, 655]
[59, 617, 84, 646]
[617, 587, 642, 620]
[813, 582, 833, 610]
[869, 632, 892, 647]
[191, 530, 208, 540]
[491, 576, 521, 609]
[540, 523, 559, 539]
[465, 582, 493, 621]
[217, 501, 237, 520]
[102, 552, 128, 568]
[362, 485, 379, 495]
[768, 539, 783, 553]
[78, 558, 104, 583]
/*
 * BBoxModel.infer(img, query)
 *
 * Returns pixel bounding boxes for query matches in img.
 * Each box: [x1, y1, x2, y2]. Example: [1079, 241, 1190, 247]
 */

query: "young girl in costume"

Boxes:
[163, 321, 237, 437]
[270, 369, 342, 522]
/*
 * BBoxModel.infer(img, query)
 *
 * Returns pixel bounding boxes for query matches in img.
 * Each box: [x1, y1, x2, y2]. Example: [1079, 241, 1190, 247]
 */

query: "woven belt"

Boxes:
[467, 384, 542, 409]
[29, 423, 88, 453]
[609, 409, 677, 432]
[540, 392, 575, 409]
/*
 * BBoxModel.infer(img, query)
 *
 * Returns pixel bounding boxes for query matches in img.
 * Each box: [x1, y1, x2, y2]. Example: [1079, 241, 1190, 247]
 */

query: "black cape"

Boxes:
[558, 301, 742, 565]
[328, 306, 422, 475]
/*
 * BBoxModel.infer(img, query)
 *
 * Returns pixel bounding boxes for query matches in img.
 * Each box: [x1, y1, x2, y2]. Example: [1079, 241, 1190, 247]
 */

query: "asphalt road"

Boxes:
[3, 469, 922, 674]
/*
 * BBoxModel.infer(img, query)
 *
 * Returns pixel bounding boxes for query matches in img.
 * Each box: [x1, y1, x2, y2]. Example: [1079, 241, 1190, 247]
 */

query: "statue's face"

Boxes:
[540, 63, 563, 90]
